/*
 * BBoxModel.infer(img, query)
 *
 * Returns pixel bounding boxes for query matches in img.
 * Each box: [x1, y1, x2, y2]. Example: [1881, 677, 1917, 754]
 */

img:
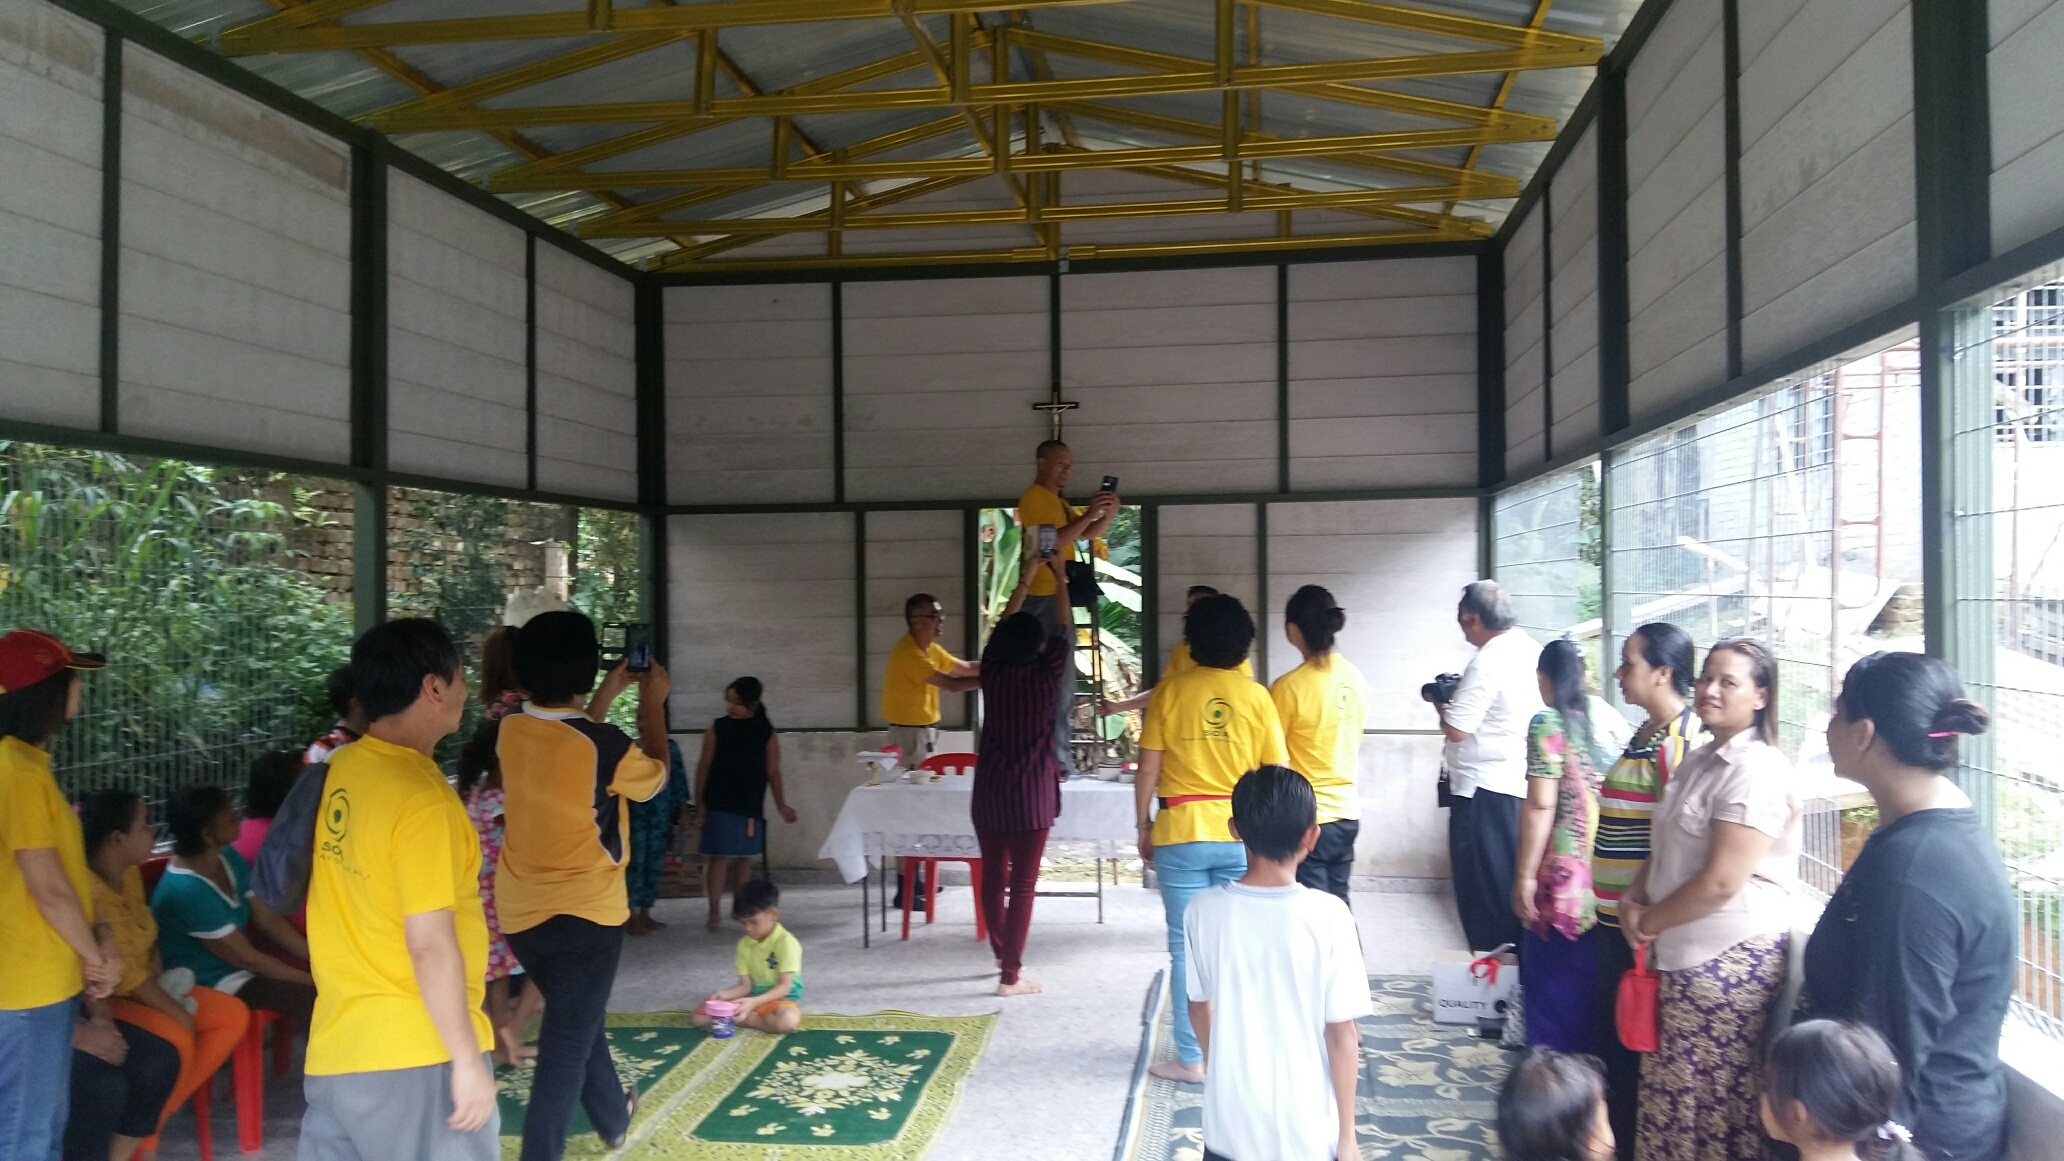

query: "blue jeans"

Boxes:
[1021, 595, 1078, 776]
[1155, 841, 1248, 1065]
[0, 996, 78, 1161]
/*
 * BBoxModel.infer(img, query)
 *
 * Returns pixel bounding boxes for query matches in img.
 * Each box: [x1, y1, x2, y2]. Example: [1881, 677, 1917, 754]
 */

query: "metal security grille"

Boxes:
[1605, 348, 1923, 896]
[1956, 281, 2064, 1034]
[1491, 463, 1598, 651]
[0, 440, 354, 812]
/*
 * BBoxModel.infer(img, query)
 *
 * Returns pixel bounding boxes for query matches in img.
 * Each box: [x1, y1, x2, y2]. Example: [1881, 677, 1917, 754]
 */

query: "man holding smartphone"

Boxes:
[1014, 440, 1121, 778]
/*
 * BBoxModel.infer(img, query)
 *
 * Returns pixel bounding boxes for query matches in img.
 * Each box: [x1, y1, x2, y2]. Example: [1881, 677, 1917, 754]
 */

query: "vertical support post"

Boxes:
[350, 141, 389, 635]
[1477, 249, 1507, 489]
[1540, 186, 1554, 464]
[1254, 502, 1270, 681]
[963, 506, 980, 733]
[1477, 493, 1495, 581]
[948, 14, 969, 105]
[635, 279, 669, 669]
[99, 31, 122, 434]
[854, 510, 870, 732]
[1048, 270, 1063, 427]
[1276, 264, 1290, 494]
[694, 30, 715, 115]
[1141, 504, 1160, 686]
[525, 236, 538, 492]
[1912, 0, 1994, 816]
[1596, 66, 1631, 439]
[832, 281, 846, 503]
[1722, 0, 1745, 381]
[1597, 452, 1619, 709]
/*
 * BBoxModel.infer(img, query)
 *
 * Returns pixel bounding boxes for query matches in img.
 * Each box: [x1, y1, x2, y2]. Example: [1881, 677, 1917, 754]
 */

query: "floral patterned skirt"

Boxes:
[1636, 933, 1786, 1161]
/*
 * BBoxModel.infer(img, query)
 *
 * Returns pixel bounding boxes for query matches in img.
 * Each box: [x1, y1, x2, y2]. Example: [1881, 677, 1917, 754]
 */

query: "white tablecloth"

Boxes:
[817, 778, 1137, 883]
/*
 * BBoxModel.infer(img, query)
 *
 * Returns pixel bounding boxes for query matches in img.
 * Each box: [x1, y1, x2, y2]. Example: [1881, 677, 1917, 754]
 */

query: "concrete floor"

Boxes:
[153, 875, 1465, 1161]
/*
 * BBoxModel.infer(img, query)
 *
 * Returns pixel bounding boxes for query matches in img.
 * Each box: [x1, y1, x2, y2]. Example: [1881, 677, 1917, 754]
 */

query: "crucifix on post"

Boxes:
[1033, 382, 1078, 440]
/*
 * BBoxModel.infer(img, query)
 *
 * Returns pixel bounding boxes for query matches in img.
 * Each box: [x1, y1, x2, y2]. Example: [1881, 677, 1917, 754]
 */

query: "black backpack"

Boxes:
[251, 761, 328, 915]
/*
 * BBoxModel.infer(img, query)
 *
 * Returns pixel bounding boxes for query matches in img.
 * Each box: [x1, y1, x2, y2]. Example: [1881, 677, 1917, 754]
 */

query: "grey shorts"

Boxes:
[886, 724, 939, 770]
[297, 1054, 500, 1161]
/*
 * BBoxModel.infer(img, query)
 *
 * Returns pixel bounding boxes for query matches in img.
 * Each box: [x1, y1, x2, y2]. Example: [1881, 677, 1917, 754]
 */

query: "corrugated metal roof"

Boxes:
[108, 0, 1642, 268]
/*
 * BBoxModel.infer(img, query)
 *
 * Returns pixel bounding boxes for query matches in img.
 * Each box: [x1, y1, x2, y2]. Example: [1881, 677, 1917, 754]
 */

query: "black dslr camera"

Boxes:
[1420, 672, 1462, 704]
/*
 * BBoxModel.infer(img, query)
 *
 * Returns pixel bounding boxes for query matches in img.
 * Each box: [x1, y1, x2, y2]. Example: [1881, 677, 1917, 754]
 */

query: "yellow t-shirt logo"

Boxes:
[1202, 698, 1233, 741]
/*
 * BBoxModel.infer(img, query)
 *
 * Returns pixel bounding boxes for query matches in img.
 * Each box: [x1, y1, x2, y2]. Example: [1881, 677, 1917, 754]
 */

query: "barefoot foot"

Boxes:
[1148, 1060, 1206, 1085]
[996, 978, 1044, 997]
[704, 913, 722, 932]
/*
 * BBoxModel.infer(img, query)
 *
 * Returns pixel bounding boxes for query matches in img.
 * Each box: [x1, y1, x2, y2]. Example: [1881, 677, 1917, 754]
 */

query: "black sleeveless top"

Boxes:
[703, 715, 774, 818]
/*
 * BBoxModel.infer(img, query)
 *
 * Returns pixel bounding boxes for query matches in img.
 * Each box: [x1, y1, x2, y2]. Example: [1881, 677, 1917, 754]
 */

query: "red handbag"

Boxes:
[1616, 943, 1660, 1053]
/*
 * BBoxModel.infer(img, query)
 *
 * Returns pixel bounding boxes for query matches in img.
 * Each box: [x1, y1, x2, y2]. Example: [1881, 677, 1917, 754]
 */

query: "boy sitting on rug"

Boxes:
[693, 880, 804, 1034]
[1184, 765, 1370, 1161]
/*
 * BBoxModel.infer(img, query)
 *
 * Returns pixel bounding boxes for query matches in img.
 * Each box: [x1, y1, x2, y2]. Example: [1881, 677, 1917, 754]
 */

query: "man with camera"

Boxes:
[1014, 439, 1121, 778]
[1428, 580, 1541, 954]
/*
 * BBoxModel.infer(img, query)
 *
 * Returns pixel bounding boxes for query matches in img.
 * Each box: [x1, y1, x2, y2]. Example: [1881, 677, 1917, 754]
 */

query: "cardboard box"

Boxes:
[1431, 948, 1519, 1025]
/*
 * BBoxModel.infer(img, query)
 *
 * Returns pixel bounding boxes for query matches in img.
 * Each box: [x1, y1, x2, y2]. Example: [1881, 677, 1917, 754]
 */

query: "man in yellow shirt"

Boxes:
[1133, 594, 1286, 1084]
[300, 618, 499, 1160]
[880, 593, 979, 771]
[1015, 439, 1120, 776]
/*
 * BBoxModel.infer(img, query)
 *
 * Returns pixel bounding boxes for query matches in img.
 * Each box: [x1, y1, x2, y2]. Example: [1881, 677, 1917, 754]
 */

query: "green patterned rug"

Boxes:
[496, 1011, 995, 1161]
[1118, 975, 1519, 1161]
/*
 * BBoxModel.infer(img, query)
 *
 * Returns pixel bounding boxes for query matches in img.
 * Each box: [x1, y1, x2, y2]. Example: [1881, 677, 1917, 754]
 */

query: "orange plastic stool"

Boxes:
[899, 856, 986, 941]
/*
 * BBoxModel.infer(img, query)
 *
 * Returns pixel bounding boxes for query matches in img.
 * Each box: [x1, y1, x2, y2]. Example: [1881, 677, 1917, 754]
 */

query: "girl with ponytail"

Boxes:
[1270, 585, 1369, 905]
[1762, 1021, 1922, 1161]
[1804, 653, 2014, 1161]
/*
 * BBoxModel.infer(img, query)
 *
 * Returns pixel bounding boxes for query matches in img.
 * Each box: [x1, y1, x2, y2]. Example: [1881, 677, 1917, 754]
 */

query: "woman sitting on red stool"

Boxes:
[78, 788, 250, 1142]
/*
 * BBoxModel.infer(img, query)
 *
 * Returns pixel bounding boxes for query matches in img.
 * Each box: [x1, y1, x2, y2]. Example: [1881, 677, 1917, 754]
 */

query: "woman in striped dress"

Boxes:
[972, 549, 1067, 997]
[1592, 623, 1700, 1161]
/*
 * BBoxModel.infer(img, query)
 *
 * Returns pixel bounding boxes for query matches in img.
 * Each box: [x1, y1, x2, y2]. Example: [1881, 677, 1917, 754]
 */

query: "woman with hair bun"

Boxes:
[1271, 584, 1369, 905]
[1804, 652, 2014, 1161]
[1762, 1020, 1922, 1161]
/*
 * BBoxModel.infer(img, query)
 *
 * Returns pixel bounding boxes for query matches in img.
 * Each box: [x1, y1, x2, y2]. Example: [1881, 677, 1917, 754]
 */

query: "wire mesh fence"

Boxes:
[0, 440, 354, 814]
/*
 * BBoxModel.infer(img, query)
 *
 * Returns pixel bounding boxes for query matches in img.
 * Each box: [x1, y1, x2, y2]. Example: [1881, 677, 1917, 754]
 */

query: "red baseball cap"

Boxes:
[0, 630, 106, 695]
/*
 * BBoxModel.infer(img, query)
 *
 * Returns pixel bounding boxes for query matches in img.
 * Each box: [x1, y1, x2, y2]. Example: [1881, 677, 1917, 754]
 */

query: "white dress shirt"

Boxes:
[1442, 628, 1544, 799]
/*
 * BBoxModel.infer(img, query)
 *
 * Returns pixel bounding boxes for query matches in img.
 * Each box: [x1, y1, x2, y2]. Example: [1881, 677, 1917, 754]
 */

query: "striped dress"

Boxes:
[1590, 708, 1699, 929]
[972, 633, 1070, 833]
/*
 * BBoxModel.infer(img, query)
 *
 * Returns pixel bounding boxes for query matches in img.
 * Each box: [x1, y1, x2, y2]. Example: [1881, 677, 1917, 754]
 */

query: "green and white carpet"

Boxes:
[496, 1011, 995, 1161]
[1117, 975, 1519, 1161]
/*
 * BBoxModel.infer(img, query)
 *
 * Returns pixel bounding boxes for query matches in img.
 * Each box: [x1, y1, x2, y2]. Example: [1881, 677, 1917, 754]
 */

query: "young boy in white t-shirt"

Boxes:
[1184, 764, 1371, 1161]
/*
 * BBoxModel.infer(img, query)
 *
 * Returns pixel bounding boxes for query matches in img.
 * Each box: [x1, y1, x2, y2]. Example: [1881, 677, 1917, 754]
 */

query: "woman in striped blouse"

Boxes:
[972, 549, 1067, 997]
[1593, 622, 1700, 1161]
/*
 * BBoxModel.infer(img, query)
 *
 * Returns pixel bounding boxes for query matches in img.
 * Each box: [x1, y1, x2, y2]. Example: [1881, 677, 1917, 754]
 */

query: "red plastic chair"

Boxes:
[900, 753, 986, 941]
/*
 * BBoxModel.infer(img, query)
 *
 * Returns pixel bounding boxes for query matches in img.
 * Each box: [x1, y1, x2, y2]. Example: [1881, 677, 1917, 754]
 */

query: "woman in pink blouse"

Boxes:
[1619, 638, 1802, 1161]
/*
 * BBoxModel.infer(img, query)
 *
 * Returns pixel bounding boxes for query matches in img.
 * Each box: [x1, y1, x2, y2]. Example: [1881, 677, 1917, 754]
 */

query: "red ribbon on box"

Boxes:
[1468, 943, 1514, 985]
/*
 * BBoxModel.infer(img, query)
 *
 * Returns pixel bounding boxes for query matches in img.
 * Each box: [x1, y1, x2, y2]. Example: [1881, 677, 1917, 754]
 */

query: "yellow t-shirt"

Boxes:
[1164, 641, 1252, 681]
[1015, 485, 1077, 597]
[89, 868, 158, 998]
[305, 735, 493, 1076]
[1270, 655, 1369, 824]
[881, 634, 956, 727]
[1140, 667, 1287, 846]
[496, 707, 668, 934]
[736, 923, 805, 1001]
[0, 736, 93, 1010]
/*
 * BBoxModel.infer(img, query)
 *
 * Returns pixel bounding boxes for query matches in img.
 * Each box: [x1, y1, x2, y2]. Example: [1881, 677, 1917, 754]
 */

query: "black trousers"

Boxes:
[1593, 924, 1640, 1161]
[1296, 818, 1360, 907]
[1448, 789, 1523, 953]
[66, 1021, 181, 1159]
[507, 915, 631, 1161]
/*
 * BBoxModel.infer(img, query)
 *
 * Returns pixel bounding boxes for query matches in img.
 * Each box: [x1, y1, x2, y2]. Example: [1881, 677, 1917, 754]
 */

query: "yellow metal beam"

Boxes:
[220, 0, 1130, 55]
[1444, 0, 1555, 216]
[661, 225, 1474, 271]
[650, 174, 992, 268]
[1126, 161, 1494, 237]
[359, 37, 1596, 132]
[366, 33, 691, 123]
[489, 119, 1544, 192]
[584, 182, 1498, 237]
[1249, 0, 1591, 50]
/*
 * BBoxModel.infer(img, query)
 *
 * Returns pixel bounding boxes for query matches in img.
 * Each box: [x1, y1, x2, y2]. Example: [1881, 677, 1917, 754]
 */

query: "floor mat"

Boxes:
[501, 1010, 995, 1160]
[1117, 975, 1519, 1161]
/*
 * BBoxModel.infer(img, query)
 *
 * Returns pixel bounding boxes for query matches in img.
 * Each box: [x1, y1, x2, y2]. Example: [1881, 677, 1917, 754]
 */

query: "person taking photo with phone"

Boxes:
[1015, 439, 1121, 777]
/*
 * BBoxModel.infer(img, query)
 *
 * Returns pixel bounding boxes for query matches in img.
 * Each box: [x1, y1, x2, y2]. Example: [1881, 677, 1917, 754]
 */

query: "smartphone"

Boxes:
[599, 621, 654, 672]
[1035, 524, 1058, 556]
[1100, 474, 1119, 493]
[624, 623, 653, 673]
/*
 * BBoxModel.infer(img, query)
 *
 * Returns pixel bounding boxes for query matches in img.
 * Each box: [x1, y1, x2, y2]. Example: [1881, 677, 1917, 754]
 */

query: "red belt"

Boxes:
[1159, 795, 1232, 809]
